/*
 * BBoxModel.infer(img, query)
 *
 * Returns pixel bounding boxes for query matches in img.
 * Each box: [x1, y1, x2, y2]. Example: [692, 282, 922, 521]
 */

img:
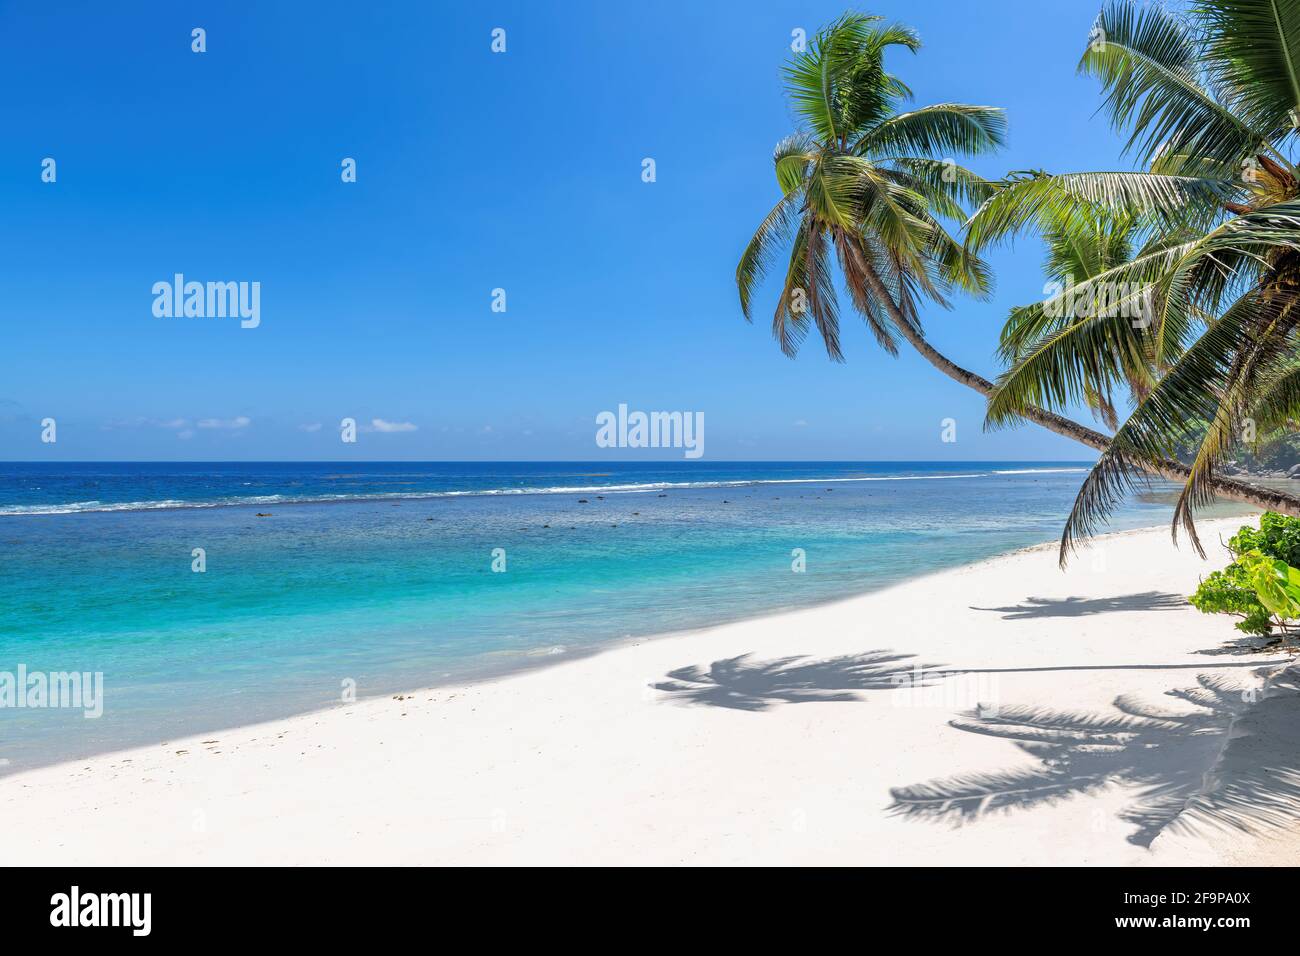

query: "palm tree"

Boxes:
[737, 11, 1300, 529]
[962, 0, 1300, 557]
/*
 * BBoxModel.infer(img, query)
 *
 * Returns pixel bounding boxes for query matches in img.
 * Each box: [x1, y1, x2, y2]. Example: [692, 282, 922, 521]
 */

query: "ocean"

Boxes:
[0, 460, 1251, 773]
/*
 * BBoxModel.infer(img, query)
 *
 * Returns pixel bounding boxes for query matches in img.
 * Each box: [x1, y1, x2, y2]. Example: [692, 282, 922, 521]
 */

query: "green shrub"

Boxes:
[1188, 562, 1275, 634]
[1189, 512, 1300, 636]
[1226, 511, 1300, 567]
[1238, 549, 1300, 621]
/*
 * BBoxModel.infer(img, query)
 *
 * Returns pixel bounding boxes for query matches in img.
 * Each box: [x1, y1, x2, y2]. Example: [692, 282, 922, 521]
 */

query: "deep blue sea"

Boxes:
[0, 461, 1250, 774]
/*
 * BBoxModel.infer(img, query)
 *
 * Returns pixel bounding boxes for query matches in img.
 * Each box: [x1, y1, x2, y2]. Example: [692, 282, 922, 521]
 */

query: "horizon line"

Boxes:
[0, 457, 1100, 465]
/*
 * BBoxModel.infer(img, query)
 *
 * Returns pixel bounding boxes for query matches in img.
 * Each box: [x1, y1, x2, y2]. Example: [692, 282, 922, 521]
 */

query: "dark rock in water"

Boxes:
[596, 496, 605, 500]
[256, 513, 272, 517]
[657, 494, 667, 498]
[578, 499, 589, 503]
[543, 524, 550, 528]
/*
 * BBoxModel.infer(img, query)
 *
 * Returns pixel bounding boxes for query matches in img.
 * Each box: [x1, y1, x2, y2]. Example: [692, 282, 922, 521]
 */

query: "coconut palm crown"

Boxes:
[737, 13, 1005, 363]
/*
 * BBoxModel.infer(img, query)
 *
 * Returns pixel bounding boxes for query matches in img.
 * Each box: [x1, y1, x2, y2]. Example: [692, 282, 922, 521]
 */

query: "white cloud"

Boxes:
[793, 419, 808, 427]
[197, 416, 251, 430]
[366, 418, 418, 433]
[299, 422, 323, 433]
[177, 429, 194, 440]
[105, 416, 192, 431]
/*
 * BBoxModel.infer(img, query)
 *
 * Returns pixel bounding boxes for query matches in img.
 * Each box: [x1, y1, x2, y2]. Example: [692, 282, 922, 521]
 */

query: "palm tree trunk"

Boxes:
[856, 262, 1300, 518]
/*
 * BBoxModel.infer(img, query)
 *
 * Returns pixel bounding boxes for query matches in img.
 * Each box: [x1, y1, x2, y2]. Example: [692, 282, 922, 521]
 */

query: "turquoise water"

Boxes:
[0, 461, 1250, 773]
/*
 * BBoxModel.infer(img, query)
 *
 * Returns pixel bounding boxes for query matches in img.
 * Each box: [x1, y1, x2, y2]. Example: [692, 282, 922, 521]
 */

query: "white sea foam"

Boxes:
[991, 468, 1089, 475]
[0, 496, 286, 516]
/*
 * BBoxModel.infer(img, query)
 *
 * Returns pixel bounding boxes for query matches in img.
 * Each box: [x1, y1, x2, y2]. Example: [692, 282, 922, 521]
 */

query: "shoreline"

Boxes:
[0, 514, 1239, 779]
[5, 514, 1298, 865]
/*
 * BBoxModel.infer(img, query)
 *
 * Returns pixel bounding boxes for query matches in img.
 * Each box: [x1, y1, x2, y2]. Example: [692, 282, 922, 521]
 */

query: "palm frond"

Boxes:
[805, 154, 870, 228]
[783, 13, 892, 143]
[736, 191, 800, 321]
[1169, 294, 1300, 541]
[964, 170, 1232, 252]
[803, 225, 844, 361]
[926, 218, 993, 299]
[856, 104, 1007, 158]
[987, 291, 1156, 431]
[879, 157, 998, 216]
[1199, 0, 1300, 143]
[1081, 1, 1271, 169]
[833, 229, 900, 354]
[773, 134, 814, 196]
[1060, 286, 1300, 562]
[771, 221, 814, 358]
[1247, 359, 1300, 431]
[995, 237, 1196, 367]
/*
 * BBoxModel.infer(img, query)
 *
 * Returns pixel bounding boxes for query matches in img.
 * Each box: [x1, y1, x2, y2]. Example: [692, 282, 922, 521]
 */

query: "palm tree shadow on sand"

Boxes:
[887, 670, 1300, 848]
[653, 650, 936, 712]
[970, 591, 1188, 620]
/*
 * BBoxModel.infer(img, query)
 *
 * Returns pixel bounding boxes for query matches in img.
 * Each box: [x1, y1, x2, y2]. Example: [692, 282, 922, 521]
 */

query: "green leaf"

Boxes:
[1081, 1, 1273, 168]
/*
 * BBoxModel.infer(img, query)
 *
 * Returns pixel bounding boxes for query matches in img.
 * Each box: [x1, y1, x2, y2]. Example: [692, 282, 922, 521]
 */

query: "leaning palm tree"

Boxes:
[737, 11, 1300, 527]
[737, 15, 1001, 369]
[963, 0, 1300, 557]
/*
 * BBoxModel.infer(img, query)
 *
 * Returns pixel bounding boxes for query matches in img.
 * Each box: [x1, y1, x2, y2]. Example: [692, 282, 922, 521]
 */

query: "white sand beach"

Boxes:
[5, 514, 1298, 866]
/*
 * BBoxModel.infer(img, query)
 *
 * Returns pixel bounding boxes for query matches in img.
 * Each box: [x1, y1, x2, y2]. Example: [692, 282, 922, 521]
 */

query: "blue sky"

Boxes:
[1, 0, 1134, 461]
